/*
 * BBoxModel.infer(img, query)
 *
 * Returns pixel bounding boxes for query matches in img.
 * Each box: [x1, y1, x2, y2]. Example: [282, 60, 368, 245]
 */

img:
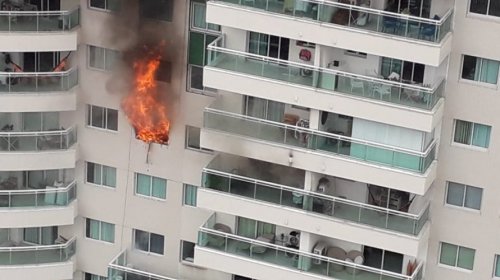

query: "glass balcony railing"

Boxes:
[207, 37, 444, 111]
[204, 107, 437, 173]
[0, 68, 78, 93]
[211, 0, 453, 43]
[198, 227, 423, 280]
[203, 168, 429, 235]
[108, 250, 178, 280]
[0, 126, 77, 152]
[0, 7, 80, 32]
[0, 180, 76, 209]
[0, 237, 76, 266]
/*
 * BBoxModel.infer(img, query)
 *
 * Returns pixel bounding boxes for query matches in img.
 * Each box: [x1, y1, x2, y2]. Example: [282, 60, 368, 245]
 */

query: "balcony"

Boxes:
[201, 99, 437, 194]
[0, 7, 80, 52]
[205, 37, 444, 131]
[0, 181, 76, 227]
[0, 127, 77, 170]
[207, 0, 452, 65]
[108, 250, 178, 280]
[0, 237, 76, 280]
[0, 69, 78, 112]
[199, 155, 430, 255]
[195, 217, 424, 280]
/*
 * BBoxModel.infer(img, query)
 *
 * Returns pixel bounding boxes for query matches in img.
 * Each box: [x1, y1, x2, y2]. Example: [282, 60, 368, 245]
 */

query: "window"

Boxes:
[187, 0, 220, 93]
[89, 0, 120, 11]
[439, 242, 475, 270]
[86, 218, 115, 243]
[183, 184, 197, 206]
[87, 105, 118, 131]
[88, 45, 120, 71]
[85, 273, 107, 280]
[24, 227, 58, 245]
[134, 229, 164, 255]
[156, 60, 171, 82]
[180, 240, 195, 262]
[494, 255, 500, 277]
[446, 182, 483, 210]
[461, 55, 500, 85]
[135, 173, 167, 200]
[470, 0, 500, 17]
[86, 162, 117, 188]
[140, 0, 173, 21]
[185, 126, 212, 152]
[453, 120, 492, 148]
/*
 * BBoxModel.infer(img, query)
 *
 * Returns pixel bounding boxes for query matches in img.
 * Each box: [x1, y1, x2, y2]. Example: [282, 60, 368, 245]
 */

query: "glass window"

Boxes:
[86, 218, 115, 243]
[135, 173, 167, 200]
[24, 227, 57, 245]
[494, 255, 500, 277]
[181, 240, 195, 262]
[86, 162, 117, 188]
[134, 229, 164, 255]
[462, 55, 500, 84]
[140, 0, 173, 21]
[439, 242, 475, 270]
[470, 0, 500, 17]
[183, 184, 197, 206]
[88, 45, 120, 71]
[89, 0, 120, 11]
[453, 120, 491, 148]
[446, 182, 483, 210]
[185, 125, 212, 152]
[85, 273, 107, 280]
[87, 105, 118, 131]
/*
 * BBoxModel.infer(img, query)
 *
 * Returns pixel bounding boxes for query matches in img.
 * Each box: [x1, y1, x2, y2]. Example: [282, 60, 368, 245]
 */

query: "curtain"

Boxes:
[134, 230, 150, 252]
[150, 233, 164, 254]
[89, 46, 105, 69]
[464, 186, 482, 210]
[454, 120, 472, 145]
[446, 182, 464, 206]
[24, 228, 39, 244]
[101, 222, 115, 243]
[0, 229, 8, 243]
[472, 123, 491, 148]
[267, 101, 285, 122]
[457, 246, 475, 270]
[102, 166, 116, 187]
[87, 162, 102, 185]
[246, 97, 267, 119]
[42, 112, 59, 130]
[193, 3, 207, 29]
[439, 243, 457, 266]
[184, 185, 197, 206]
[88, 219, 100, 240]
[479, 58, 500, 84]
[23, 112, 41, 131]
[237, 217, 257, 238]
[256, 221, 276, 236]
[41, 226, 56, 245]
[152, 177, 167, 199]
[136, 174, 150, 196]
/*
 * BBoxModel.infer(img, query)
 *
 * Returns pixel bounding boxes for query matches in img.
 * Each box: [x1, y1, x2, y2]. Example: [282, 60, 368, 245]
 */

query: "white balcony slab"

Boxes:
[0, 32, 78, 52]
[0, 89, 77, 113]
[207, 2, 451, 66]
[0, 261, 74, 280]
[0, 200, 77, 228]
[0, 149, 77, 171]
[204, 67, 444, 132]
[201, 129, 436, 195]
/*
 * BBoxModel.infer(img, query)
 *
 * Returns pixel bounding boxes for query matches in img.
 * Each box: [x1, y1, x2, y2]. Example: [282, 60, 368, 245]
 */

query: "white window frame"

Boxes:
[468, 0, 500, 18]
[444, 182, 482, 211]
[85, 161, 117, 188]
[180, 240, 195, 263]
[185, 125, 213, 153]
[85, 272, 107, 280]
[87, 45, 120, 71]
[451, 119, 492, 150]
[494, 254, 500, 278]
[88, 0, 119, 12]
[134, 173, 167, 200]
[438, 242, 475, 271]
[85, 218, 115, 243]
[459, 55, 500, 88]
[87, 104, 118, 132]
[133, 229, 165, 255]
[182, 184, 197, 207]
[190, 1, 220, 32]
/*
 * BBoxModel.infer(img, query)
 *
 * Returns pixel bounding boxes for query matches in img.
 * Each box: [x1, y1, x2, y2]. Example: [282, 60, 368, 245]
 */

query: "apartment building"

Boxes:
[0, 0, 498, 280]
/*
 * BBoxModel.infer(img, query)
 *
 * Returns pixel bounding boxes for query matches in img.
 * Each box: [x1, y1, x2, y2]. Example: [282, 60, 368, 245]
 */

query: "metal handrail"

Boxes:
[0, 236, 76, 251]
[203, 167, 429, 220]
[0, 126, 75, 136]
[208, 36, 443, 93]
[205, 106, 437, 157]
[0, 6, 79, 15]
[0, 67, 77, 77]
[109, 250, 178, 280]
[0, 180, 75, 194]
[199, 227, 422, 279]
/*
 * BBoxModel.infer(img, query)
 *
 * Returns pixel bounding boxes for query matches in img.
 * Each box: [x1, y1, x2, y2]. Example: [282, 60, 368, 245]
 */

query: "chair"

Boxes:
[373, 84, 392, 100]
[350, 79, 365, 95]
[250, 233, 275, 254]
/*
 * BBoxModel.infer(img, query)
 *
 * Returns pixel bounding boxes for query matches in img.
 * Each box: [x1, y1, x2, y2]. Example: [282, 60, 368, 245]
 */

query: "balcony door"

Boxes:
[26, 0, 61, 11]
[363, 246, 404, 274]
[244, 96, 285, 123]
[248, 32, 290, 61]
[23, 52, 60, 72]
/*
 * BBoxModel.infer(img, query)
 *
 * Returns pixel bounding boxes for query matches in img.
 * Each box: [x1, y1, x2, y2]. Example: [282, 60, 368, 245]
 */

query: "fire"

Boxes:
[122, 53, 170, 144]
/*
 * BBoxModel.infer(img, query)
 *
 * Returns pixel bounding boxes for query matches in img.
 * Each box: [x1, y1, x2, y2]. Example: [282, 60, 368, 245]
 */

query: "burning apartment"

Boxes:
[0, 0, 498, 280]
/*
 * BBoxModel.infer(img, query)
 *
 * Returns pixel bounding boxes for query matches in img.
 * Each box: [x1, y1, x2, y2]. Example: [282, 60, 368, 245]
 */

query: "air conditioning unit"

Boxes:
[312, 242, 328, 265]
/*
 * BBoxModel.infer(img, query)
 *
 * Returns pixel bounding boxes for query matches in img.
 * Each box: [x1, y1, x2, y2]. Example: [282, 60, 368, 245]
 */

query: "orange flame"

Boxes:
[122, 54, 170, 144]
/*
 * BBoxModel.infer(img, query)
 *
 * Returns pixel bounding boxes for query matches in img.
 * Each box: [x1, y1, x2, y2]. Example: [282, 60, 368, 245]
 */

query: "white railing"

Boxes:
[0, 68, 78, 93]
[0, 6, 80, 32]
[0, 126, 77, 152]
[0, 236, 76, 265]
[0, 180, 76, 208]
[108, 250, 178, 280]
